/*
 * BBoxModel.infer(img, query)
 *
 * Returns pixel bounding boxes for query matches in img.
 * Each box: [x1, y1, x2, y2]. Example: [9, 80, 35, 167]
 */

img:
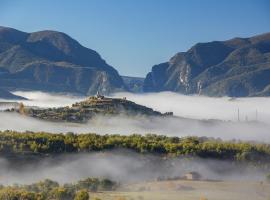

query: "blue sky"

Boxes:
[0, 0, 269, 77]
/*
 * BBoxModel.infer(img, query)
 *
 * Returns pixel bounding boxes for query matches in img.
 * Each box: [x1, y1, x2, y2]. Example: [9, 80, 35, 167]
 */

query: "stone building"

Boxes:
[184, 172, 201, 180]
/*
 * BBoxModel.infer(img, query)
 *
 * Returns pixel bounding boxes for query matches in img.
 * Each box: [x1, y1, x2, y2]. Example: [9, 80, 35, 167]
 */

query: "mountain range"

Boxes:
[144, 33, 270, 97]
[0, 88, 26, 100]
[0, 26, 270, 98]
[0, 26, 125, 96]
[122, 76, 144, 93]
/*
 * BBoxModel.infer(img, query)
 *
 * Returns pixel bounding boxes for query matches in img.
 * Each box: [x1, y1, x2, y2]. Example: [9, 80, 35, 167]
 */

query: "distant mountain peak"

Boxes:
[0, 26, 28, 44]
[0, 26, 125, 95]
[144, 32, 270, 97]
[27, 30, 79, 52]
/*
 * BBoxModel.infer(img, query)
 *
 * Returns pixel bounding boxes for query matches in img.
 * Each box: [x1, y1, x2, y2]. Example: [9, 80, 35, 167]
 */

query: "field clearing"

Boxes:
[90, 180, 270, 200]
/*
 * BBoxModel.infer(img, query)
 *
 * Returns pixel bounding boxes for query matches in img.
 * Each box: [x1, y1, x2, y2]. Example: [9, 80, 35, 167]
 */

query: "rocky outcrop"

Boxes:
[144, 33, 270, 97]
[122, 76, 144, 93]
[8, 95, 165, 122]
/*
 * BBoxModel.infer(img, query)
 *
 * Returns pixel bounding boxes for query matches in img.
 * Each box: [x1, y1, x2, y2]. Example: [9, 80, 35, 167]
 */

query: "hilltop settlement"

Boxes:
[6, 93, 172, 123]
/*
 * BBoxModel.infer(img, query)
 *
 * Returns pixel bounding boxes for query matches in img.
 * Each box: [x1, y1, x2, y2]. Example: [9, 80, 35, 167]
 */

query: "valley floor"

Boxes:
[90, 180, 270, 200]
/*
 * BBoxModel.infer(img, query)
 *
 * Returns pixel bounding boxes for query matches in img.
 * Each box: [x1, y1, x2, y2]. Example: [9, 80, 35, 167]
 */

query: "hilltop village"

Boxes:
[7, 92, 173, 123]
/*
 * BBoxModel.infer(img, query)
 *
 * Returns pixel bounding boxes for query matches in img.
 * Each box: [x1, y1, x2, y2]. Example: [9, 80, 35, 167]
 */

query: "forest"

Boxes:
[1, 130, 270, 163]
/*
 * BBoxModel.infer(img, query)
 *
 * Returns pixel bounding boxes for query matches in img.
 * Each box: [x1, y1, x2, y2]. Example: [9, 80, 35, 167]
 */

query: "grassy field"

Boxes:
[90, 180, 270, 200]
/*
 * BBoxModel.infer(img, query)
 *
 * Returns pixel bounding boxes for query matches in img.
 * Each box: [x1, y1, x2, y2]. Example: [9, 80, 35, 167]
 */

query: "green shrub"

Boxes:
[74, 190, 89, 200]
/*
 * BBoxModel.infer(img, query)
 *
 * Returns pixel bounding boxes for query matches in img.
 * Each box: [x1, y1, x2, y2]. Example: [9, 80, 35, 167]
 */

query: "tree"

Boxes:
[266, 174, 270, 183]
[0, 188, 38, 200]
[19, 103, 25, 115]
[99, 179, 115, 191]
[74, 190, 89, 200]
[49, 187, 74, 200]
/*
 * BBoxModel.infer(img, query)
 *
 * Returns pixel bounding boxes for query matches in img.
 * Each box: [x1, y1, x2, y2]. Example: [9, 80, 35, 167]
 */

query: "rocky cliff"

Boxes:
[0, 26, 126, 95]
[144, 33, 270, 97]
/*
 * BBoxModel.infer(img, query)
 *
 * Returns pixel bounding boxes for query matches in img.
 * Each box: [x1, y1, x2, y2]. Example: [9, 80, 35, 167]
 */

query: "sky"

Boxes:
[0, 0, 269, 77]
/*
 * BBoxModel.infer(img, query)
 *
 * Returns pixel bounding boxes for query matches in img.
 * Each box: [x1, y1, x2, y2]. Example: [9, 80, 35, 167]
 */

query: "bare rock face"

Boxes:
[122, 76, 145, 93]
[0, 26, 126, 95]
[144, 33, 270, 97]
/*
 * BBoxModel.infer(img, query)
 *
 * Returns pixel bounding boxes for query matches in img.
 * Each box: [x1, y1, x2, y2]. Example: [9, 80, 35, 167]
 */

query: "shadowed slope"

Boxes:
[0, 26, 125, 95]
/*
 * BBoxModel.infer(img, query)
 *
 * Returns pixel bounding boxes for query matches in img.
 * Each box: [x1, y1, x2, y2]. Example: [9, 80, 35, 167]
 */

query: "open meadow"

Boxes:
[91, 180, 270, 200]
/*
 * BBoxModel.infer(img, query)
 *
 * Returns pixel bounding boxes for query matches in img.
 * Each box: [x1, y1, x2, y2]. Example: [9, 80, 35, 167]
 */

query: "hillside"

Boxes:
[8, 95, 165, 122]
[122, 76, 145, 93]
[0, 26, 125, 95]
[0, 88, 26, 100]
[144, 33, 270, 97]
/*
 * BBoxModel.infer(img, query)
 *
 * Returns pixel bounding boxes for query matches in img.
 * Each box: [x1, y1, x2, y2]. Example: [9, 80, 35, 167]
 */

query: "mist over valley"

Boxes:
[0, 91, 270, 142]
[0, 4, 270, 198]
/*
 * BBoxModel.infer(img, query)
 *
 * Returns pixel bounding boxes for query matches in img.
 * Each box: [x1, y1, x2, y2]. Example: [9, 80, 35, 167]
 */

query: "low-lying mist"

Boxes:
[112, 92, 270, 123]
[0, 91, 270, 189]
[0, 91, 270, 142]
[0, 150, 267, 185]
[1, 112, 269, 142]
[9, 91, 270, 123]
[12, 91, 85, 108]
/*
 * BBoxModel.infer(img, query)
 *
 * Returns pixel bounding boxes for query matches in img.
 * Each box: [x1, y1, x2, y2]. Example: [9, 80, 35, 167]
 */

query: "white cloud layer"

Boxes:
[0, 91, 269, 142]
[0, 151, 266, 185]
[0, 91, 270, 186]
[112, 92, 270, 123]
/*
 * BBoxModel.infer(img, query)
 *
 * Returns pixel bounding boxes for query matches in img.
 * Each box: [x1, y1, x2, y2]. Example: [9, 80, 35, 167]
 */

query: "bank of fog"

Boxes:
[11, 91, 270, 123]
[0, 112, 270, 142]
[0, 151, 267, 185]
[0, 91, 270, 142]
[112, 92, 270, 123]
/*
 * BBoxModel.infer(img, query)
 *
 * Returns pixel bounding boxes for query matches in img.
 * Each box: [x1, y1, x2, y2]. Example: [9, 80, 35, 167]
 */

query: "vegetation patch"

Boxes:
[0, 130, 270, 164]
[0, 178, 116, 200]
[6, 96, 168, 123]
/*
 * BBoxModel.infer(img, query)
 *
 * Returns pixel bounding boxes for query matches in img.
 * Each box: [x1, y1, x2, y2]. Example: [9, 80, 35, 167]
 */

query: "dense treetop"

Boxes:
[1, 130, 270, 163]
[0, 177, 115, 200]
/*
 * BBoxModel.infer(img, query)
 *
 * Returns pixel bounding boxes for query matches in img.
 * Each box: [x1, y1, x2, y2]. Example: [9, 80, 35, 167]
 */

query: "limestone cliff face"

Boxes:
[0, 26, 126, 95]
[144, 33, 270, 97]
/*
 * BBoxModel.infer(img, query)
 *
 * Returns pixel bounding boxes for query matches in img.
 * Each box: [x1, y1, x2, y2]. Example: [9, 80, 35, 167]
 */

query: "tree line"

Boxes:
[0, 178, 115, 200]
[1, 130, 270, 163]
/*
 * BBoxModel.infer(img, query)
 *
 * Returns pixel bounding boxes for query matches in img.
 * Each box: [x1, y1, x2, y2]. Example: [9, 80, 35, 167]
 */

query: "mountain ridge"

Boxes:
[1, 26, 270, 97]
[144, 32, 270, 97]
[0, 26, 126, 95]
[122, 76, 144, 93]
[0, 88, 26, 100]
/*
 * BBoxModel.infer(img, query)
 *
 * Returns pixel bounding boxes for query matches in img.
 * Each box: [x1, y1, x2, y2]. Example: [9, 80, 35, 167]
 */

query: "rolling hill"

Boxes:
[8, 95, 164, 122]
